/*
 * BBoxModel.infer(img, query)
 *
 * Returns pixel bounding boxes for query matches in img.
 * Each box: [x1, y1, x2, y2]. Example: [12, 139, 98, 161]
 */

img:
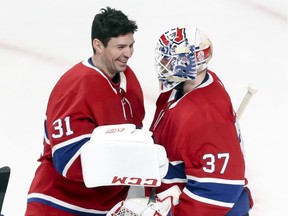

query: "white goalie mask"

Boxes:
[155, 26, 213, 92]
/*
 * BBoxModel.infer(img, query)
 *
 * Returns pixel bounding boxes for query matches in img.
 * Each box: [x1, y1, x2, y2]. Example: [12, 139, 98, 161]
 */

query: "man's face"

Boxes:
[100, 33, 135, 78]
[159, 56, 174, 76]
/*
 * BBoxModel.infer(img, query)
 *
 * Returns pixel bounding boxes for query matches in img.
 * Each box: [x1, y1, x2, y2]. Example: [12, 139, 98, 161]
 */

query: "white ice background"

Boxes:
[0, 0, 287, 215]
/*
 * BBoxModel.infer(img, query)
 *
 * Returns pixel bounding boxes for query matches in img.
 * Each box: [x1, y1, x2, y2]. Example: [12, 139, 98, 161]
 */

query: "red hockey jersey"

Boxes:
[26, 59, 145, 215]
[150, 71, 253, 215]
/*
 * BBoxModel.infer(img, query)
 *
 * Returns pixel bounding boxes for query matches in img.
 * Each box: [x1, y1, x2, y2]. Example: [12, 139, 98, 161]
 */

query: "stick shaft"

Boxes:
[236, 84, 257, 120]
[236, 93, 253, 119]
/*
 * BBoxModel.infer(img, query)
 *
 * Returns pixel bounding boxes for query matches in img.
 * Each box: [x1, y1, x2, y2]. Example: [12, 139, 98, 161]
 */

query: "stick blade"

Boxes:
[0, 166, 11, 213]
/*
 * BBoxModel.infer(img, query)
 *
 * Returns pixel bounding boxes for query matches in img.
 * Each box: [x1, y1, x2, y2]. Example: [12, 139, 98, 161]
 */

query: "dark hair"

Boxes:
[91, 7, 138, 52]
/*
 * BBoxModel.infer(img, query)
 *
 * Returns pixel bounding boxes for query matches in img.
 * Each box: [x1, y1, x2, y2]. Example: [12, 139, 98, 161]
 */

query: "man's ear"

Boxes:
[92, 39, 103, 54]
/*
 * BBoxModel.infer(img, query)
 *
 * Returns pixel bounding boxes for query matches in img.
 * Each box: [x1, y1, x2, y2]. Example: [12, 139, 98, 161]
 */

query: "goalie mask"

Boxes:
[155, 26, 213, 92]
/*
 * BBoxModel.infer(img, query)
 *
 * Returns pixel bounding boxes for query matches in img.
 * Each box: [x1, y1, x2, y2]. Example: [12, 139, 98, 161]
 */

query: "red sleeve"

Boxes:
[44, 63, 144, 182]
[174, 121, 246, 215]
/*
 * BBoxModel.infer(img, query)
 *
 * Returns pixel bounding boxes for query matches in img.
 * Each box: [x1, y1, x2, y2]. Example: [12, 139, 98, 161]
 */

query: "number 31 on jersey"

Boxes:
[51, 116, 74, 139]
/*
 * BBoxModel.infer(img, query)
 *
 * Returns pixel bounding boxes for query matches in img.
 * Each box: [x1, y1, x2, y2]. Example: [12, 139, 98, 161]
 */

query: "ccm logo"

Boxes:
[112, 176, 159, 186]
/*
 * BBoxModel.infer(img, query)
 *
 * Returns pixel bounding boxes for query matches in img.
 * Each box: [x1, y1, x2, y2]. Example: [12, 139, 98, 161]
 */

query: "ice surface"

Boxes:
[0, 0, 287, 215]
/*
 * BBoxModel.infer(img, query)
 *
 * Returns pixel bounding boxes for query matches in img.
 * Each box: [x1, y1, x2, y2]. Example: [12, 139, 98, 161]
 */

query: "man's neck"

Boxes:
[182, 70, 207, 94]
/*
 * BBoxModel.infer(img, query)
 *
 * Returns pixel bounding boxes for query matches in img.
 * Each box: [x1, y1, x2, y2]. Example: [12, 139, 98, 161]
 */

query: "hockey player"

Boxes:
[147, 27, 254, 215]
[25, 7, 145, 215]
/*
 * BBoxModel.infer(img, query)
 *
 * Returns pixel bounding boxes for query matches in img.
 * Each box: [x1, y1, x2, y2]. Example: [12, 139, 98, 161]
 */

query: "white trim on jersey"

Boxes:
[51, 134, 92, 155]
[82, 59, 127, 95]
[119, 72, 127, 92]
[162, 178, 188, 184]
[62, 149, 82, 178]
[170, 161, 184, 165]
[169, 72, 214, 109]
[187, 175, 245, 185]
[183, 188, 234, 208]
[27, 193, 109, 214]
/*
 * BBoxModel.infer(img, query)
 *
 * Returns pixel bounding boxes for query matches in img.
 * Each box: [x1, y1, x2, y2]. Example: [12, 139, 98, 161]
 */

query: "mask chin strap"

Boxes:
[196, 62, 208, 73]
[166, 67, 208, 84]
[167, 76, 189, 83]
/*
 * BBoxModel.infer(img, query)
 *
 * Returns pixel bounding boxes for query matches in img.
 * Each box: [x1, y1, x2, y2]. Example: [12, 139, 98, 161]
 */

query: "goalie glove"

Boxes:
[80, 124, 169, 188]
[107, 185, 181, 216]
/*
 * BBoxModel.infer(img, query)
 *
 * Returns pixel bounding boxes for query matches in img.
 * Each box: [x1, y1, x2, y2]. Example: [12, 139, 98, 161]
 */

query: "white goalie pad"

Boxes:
[107, 185, 181, 216]
[80, 124, 169, 188]
[107, 197, 171, 216]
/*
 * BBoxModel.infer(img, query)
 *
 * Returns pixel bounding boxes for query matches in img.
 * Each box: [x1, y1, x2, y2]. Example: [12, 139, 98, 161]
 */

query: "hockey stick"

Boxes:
[236, 84, 258, 119]
[0, 166, 10, 214]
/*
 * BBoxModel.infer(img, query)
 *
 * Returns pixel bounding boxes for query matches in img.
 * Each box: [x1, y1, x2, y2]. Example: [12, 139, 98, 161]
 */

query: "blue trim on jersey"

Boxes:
[44, 119, 49, 138]
[164, 162, 186, 180]
[53, 137, 90, 174]
[226, 189, 251, 216]
[186, 178, 243, 203]
[88, 57, 95, 67]
[27, 197, 107, 216]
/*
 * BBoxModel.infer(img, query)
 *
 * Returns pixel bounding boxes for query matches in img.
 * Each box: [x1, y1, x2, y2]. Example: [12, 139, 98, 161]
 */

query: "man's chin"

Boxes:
[118, 65, 127, 72]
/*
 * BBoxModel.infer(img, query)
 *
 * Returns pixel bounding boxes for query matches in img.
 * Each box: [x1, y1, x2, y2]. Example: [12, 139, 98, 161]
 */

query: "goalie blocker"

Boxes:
[80, 124, 169, 188]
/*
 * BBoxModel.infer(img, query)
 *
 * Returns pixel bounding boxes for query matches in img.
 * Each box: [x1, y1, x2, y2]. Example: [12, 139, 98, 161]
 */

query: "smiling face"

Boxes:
[92, 33, 135, 78]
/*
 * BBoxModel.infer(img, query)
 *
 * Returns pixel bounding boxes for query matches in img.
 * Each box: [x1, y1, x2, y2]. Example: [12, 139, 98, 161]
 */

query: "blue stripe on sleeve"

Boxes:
[186, 178, 243, 203]
[53, 137, 90, 174]
[226, 189, 251, 216]
[164, 161, 186, 180]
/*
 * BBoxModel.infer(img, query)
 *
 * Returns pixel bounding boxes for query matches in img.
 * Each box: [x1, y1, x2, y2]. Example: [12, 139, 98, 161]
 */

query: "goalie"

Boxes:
[145, 26, 254, 215]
